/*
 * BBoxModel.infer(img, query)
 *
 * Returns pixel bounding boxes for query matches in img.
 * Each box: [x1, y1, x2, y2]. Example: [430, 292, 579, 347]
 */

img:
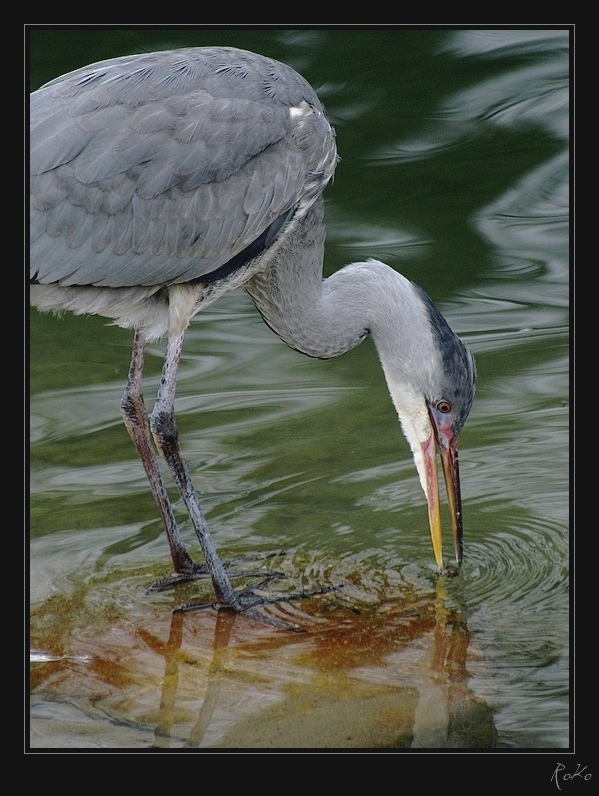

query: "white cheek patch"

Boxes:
[385, 379, 433, 496]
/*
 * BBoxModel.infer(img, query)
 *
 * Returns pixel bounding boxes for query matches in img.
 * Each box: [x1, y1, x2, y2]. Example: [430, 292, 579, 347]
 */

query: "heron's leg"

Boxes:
[120, 326, 200, 577]
[149, 331, 239, 607]
[149, 331, 337, 624]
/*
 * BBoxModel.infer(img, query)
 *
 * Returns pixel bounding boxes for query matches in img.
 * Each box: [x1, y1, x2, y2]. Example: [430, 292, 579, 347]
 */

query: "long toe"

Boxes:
[174, 580, 341, 631]
[146, 565, 211, 593]
[146, 552, 288, 593]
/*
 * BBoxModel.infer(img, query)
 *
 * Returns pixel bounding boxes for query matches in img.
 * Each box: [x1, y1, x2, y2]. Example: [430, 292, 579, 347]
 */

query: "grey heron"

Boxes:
[30, 46, 475, 621]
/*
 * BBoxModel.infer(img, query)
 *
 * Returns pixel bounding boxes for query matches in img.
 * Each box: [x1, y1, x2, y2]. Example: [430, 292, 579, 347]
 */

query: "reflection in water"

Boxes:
[31, 566, 496, 748]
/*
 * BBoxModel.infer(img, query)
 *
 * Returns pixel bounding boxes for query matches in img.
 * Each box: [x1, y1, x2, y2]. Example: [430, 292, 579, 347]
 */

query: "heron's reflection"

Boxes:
[141, 578, 496, 749]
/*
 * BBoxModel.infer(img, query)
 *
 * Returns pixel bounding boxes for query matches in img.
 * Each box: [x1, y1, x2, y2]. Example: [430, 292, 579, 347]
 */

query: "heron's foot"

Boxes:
[146, 564, 210, 593]
[174, 578, 341, 631]
[145, 551, 288, 594]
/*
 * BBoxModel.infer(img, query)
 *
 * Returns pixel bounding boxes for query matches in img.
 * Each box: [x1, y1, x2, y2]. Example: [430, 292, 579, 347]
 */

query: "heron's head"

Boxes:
[370, 268, 476, 571]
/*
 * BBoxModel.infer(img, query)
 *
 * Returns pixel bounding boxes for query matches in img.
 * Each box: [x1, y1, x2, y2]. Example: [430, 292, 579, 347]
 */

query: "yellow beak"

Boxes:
[420, 412, 464, 571]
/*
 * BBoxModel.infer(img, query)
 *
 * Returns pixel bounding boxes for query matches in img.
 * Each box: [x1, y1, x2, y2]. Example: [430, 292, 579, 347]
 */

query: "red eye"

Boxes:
[436, 400, 452, 414]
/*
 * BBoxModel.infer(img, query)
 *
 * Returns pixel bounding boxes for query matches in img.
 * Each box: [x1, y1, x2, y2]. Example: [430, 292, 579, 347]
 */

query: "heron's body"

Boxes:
[30, 47, 336, 339]
[30, 47, 475, 625]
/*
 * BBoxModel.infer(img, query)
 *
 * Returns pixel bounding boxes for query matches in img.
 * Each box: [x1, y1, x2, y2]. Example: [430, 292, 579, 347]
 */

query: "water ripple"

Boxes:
[463, 517, 567, 615]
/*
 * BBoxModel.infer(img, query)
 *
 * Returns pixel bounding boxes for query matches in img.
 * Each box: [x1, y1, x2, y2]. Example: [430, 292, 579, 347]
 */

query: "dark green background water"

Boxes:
[29, 27, 570, 751]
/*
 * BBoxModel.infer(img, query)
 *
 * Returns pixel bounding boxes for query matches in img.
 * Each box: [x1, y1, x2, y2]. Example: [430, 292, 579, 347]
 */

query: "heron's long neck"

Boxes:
[244, 199, 425, 362]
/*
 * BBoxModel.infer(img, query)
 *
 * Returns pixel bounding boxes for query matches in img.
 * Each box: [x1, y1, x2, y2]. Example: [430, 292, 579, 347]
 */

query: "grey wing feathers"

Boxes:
[30, 47, 336, 288]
